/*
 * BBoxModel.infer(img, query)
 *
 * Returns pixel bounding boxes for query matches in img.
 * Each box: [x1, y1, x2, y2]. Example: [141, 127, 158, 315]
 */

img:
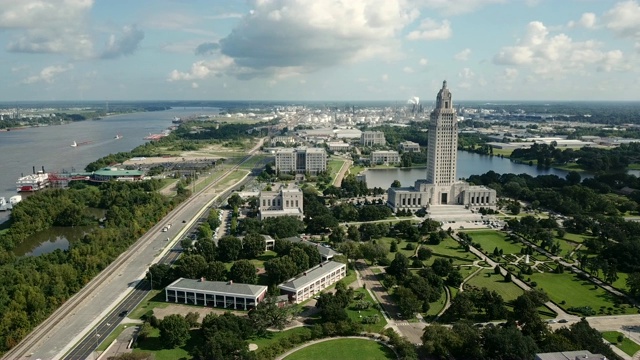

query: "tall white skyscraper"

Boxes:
[387, 81, 496, 212]
[426, 80, 458, 187]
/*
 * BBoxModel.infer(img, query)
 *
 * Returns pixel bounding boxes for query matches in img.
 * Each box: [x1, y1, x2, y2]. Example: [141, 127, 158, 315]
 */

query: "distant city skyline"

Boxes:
[1, 0, 640, 102]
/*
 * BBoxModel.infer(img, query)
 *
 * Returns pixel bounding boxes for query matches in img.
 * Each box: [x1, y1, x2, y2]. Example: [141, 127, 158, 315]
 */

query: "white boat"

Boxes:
[71, 141, 77, 147]
[115, 134, 122, 140]
[0, 197, 8, 211]
[16, 172, 49, 192]
[10, 195, 22, 206]
[0, 195, 22, 211]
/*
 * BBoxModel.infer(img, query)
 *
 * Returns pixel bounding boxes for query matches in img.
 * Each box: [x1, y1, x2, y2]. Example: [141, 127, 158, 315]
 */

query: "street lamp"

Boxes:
[94, 328, 100, 360]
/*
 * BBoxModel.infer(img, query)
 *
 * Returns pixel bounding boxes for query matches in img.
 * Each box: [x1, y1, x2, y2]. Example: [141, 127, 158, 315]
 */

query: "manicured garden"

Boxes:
[422, 235, 477, 268]
[283, 338, 395, 360]
[461, 229, 525, 255]
[465, 269, 524, 302]
[602, 331, 640, 357]
[527, 272, 636, 316]
[133, 327, 200, 360]
[346, 288, 388, 333]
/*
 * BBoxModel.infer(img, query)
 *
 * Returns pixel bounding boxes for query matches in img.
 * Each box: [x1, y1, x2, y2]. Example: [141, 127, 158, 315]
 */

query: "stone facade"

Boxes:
[275, 147, 327, 175]
[399, 141, 421, 152]
[371, 150, 401, 165]
[259, 184, 304, 220]
[360, 131, 386, 146]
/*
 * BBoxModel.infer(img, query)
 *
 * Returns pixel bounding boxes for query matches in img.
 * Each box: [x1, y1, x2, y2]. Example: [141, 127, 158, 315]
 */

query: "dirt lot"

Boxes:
[153, 304, 246, 322]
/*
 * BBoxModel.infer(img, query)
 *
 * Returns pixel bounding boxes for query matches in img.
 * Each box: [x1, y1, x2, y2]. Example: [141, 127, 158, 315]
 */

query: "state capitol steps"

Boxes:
[427, 205, 483, 222]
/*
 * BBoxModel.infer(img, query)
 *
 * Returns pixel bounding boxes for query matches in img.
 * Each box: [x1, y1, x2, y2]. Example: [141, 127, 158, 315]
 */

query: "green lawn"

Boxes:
[423, 236, 479, 267]
[346, 288, 388, 333]
[560, 232, 592, 244]
[425, 285, 448, 318]
[492, 148, 514, 157]
[602, 331, 640, 356]
[465, 269, 524, 302]
[328, 159, 346, 175]
[97, 324, 130, 351]
[553, 237, 579, 258]
[129, 290, 171, 320]
[528, 272, 636, 316]
[249, 250, 277, 269]
[284, 338, 395, 360]
[134, 328, 200, 360]
[250, 327, 312, 349]
[377, 237, 416, 262]
[461, 229, 525, 255]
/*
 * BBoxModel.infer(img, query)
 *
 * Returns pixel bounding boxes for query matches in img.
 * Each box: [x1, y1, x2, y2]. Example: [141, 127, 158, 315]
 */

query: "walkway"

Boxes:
[332, 159, 352, 187]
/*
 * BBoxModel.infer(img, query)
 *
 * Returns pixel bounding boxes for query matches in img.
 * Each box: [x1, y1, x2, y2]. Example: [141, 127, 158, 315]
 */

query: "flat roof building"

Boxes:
[275, 147, 327, 175]
[165, 278, 268, 310]
[281, 236, 339, 261]
[399, 141, 421, 152]
[361, 131, 386, 146]
[371, 150, 401, 165]
[535, 350, 607, 360]
[278, 261, 347, 303]
[259, 183, 304, 220]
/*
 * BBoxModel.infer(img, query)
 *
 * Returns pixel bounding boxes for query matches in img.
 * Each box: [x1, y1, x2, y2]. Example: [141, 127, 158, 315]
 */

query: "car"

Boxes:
[558, 319, 568, 323]
[182, 220, 186, 223]
[396, 313, 403, 319]
[119, 310, 129, 317]
[547, 319, 557, 324]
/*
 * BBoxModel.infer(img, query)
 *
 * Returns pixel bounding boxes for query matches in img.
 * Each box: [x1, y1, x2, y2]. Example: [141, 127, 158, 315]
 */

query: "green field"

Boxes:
[284, 338, 395, 360]
[346, 288, 388, 332]
[462, 230, 525, 255]
[423, 236, 478, 267]
[129, 290, 171, 320]
[465, 269, 524, 302]
[250, 327, 312, 349]
[328, 159, 346, 175]
[425, 285, 448, 317]
[602, 331, 640, 356]
[528, 272, 635, 316]
[377, 237, 416, 262]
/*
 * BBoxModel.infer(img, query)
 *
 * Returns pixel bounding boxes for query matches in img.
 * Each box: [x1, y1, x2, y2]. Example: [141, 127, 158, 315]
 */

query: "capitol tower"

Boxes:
[387, 81, 496, 213]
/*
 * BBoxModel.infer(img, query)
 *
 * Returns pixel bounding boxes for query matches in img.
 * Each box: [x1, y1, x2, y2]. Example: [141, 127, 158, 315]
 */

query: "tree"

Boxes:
[337, 241, 362, 261]
[390, 240, 398, 253]
[159, 314, 191, 348]
[482, 325, 539, 360]
[264, 256, 298, 285]
[347, 225, 361, 242]
[217, 236, 243, 262]
[627, 272, 640, 297]
[204, 261, 227, 281]
[193, 238, 217, 262]
[391, 180, 401, 188]
[421, 324, 460, 360]
[360, 242, 389, 264]
[148, 263, 176, 290]
[229, 260, 257, 284]
[249, 296, 298, 335]
[191, 330, 250, 360]
[227, 193, 244, 209]
[448, 292, 475, 319]
[387, 253, 410, 280]
[197, 223, 213, 241]
[288, 247, 310, 273]
[241, 233, 265, 259]
[176, 254, 208, 279]
[417, 247, 433, 261]
[432, 258, 453, 277]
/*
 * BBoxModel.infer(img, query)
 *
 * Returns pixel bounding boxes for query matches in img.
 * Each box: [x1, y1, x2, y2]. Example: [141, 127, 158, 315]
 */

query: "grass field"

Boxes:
[602, 331, 640, 356]
[250, 327, 312, 349]
[346, 288, 388, 333]
[422, 235, 479, 268]
[560, 232, 592, 244]
[328, 159, 346, 175]
[462, 229, 525, 255]
[465, 269, 524, 302]
[553, 237, 579, 258]
[491, 148, 514, 157]
[377, 237, 416, 262]
[425, 285, 448, 317]
[283, 338, 395, 360]
[528, 272, 636, 315]
[129, 290, 171, 320]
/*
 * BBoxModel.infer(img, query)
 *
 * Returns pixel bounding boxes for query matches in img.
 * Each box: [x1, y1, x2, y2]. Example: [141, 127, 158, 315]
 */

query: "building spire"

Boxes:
[443, 80, 447, 89]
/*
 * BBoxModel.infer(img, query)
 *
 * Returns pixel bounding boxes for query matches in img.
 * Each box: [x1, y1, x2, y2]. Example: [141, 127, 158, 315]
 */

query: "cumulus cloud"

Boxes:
[568, 13, 596, 29]
[194, 42, 220, 55]
[603, 1, 640, 43]
[2, 0, 94, 56]
[99, 25, 145, 59]
[407, 18, 451, 40]
[419, 58, 429, 66]
[22, 64, 73, 84]
[403, 66, 414, 73]
[493, 21, 627, 77]
[454, 48, 471, 61]
[171, 0, 418, 81]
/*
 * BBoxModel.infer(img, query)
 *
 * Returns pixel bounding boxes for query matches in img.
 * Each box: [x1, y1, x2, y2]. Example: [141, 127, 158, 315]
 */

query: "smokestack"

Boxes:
[42, 166, 45, 173]
[33, 166, 36, 174]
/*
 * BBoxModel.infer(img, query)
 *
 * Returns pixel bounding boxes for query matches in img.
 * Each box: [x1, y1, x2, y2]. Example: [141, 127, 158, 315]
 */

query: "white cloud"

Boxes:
[22, 64, 73, 84]
[410, 0, 505, 16]
[419, 58, 429, 66]
[458, 67, 475, 79]
[206, 13, 244, 20]
[454, 48, 471, 61]
[603, 1, 640, 40]
[381, 74, 389, 82]
[191, 82, 199, 89]
[194, 0, 418, 80]
[407, 18, 451, 40]
[568, 13, 596, 29]
[1, 0, 94, 56]
[403, 66, 414, 73]
[493, 21, 627, 77]
[99, 25, 144, 59]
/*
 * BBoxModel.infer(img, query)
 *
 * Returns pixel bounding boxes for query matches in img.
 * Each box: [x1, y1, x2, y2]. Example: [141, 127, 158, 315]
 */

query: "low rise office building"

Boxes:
[165, 278, 268, 310]
[399, 141, 421, 152]
[259, 183, 304, 220]
[275, 147, 327, 175]
[361, 131, 386, 146]
[371, 150, 401, 165]
[278, 261, 347, 303]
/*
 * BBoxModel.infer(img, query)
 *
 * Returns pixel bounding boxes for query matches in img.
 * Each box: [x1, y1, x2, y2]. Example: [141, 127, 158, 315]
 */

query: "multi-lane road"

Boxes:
[3, 140, 265, 360]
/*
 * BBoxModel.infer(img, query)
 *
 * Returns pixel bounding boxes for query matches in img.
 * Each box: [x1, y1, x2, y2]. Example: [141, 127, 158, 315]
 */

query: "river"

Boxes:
[363, 151, 592, 189]
[0, 107, 220, 223]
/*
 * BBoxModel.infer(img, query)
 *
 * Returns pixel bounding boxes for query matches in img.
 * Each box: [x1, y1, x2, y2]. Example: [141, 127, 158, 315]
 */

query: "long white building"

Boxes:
[278, 261, 347, 304]
[388, 81, 496, 212]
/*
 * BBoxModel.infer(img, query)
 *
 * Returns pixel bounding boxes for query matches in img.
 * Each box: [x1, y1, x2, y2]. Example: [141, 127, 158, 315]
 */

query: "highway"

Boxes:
[3, 139, 265, 360]
[63, 159, 265, 360]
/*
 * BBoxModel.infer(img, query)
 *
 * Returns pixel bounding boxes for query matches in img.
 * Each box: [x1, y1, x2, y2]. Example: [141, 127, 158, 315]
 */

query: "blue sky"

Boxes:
[2, 0, 640, 101]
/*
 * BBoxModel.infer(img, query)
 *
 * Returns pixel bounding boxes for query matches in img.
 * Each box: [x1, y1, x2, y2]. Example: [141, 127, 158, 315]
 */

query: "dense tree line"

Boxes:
[368, 123, 429, 147]
[421, 290, 621, 360]
[0, 180, 177, 354]
[511, 142, 639, 172]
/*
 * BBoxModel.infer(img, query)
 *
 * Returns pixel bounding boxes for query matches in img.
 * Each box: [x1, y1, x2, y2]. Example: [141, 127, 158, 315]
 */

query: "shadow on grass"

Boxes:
[136, 329, 202, 355]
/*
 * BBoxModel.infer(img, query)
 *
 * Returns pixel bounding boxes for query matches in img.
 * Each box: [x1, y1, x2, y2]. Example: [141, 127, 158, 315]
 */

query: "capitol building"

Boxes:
[387, 81, 496, 213]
